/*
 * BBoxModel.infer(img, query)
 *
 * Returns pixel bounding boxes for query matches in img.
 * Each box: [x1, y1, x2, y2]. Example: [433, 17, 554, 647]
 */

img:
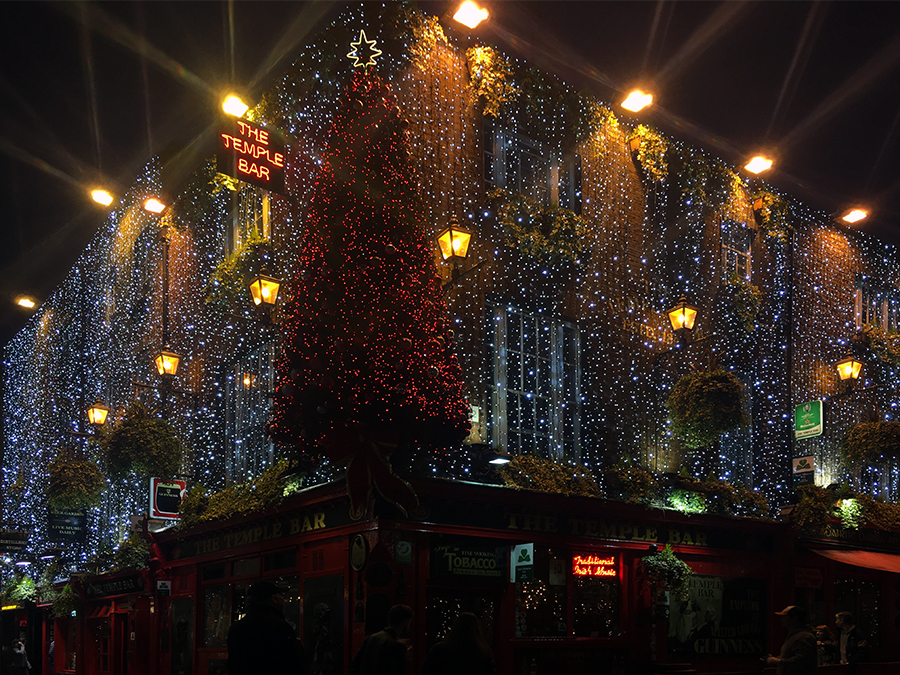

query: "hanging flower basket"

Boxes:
[47, 457, 106, 512]
[842, 421, 900, 465]
[638, 544, 693, 599]
[666, 369, 747, 449]
[103, 402, 185, 479]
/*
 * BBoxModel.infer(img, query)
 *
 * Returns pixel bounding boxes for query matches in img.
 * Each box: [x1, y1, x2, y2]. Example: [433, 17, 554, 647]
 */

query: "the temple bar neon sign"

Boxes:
[217, 118, 285, 194]
[573, 554, 617, 577]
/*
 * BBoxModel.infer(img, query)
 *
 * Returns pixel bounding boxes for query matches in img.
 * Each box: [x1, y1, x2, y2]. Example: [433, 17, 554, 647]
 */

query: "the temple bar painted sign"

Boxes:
[168, 504, 353, 560]
[217, 118, 285, 193]
[85, 573, 146, 599]
[506, 512, 709, 547]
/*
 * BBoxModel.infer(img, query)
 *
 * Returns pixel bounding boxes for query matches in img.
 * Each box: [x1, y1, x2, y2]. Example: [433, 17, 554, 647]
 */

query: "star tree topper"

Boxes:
[346, 29, 382, 70]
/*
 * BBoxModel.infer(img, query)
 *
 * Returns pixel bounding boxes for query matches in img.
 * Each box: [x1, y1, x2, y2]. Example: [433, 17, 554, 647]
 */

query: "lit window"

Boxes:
[490, 305, 580, 459]
[229, 186, 271, 255]
[721, 220, 752, 282]
[227, 342, 277, 480]
[484, 119, 582, 212]
[854, 284, 898, 331]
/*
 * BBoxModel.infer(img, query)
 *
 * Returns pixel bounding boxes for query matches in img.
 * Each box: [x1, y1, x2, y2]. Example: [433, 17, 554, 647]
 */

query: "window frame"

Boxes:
[721, 220, 752, 282]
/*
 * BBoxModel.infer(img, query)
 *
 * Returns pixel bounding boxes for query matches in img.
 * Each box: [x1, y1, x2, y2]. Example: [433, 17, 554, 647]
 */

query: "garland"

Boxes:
[721, 275, 764, 334]
[498, 454, 601, 498]
[102, 402, 185, 479]
[489, 189, 586, 262]
[864, 324, 900, 367]
[204, 227, 270, 310]
[47, 456, 106, 512]
[466, 45, 519, 117]
[752, 189, 791, 242]
[842, 421, 900, 465]
[638, 544, 693, 599]
[178, 461, 302, 528]
[627, 125, 668, 183]
[666, 369, 748, 449]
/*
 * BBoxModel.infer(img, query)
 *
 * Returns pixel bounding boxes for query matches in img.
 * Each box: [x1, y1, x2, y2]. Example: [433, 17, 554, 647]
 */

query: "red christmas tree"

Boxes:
[269, 64, 470, 518]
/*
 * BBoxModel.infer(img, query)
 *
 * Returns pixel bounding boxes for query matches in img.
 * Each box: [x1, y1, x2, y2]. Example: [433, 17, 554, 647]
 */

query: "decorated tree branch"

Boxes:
[269, 36, 471, 519]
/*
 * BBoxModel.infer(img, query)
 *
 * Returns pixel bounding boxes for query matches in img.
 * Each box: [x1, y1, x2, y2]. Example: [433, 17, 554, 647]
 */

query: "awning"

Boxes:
[811, 548, 900, 572]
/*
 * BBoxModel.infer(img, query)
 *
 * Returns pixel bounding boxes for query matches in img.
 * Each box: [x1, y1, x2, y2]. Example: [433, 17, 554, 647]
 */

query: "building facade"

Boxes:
[3, 4, 900, 675]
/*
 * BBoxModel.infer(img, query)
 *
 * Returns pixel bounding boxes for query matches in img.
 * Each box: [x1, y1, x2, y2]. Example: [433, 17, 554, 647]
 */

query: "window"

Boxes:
[490, 305, 580, 459]
[515, 547, 568, 637]
[854, 285, 900, 331]
[483, 119, 582, 212]
[227, 185, 270, 255]
[721, 220, 751, 281]
[226, 342, 278, 481]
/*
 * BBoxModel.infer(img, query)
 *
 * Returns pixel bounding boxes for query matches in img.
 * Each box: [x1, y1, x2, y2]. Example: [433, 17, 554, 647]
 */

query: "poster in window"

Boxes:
[668, 576, 766, 658]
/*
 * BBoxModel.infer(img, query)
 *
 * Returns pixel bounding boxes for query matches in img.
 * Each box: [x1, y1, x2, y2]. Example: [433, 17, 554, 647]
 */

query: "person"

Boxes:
[48, 639, 55, 674]
[227, 581, 306, 675]
[765, 606, 816, 675]
[349, 604, 412, 675]
[422, 613, 494, 675]
[835, 611, 867, 673]
[814, 625, 839, 666]
[9, 640, 30, 675]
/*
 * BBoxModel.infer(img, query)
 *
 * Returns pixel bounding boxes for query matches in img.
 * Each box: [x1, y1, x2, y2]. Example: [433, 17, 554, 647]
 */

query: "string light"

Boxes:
[3, 2, 898, 586]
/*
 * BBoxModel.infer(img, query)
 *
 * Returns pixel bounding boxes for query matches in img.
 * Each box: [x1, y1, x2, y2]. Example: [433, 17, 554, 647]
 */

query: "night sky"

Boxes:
[2, 0, 899, 344]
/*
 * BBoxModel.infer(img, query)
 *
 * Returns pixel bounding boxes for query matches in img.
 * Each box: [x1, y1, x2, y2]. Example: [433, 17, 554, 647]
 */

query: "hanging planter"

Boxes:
[842, 421, 900, 466]
[626, 124, 668, 182]
[47, 456, 106, 512]
[103, 402, 185, 479]
[489, 189, 586, 263]
[751, 189, 791, 242]
[638, 544, 693, 600]
[666, 369, 747, 449]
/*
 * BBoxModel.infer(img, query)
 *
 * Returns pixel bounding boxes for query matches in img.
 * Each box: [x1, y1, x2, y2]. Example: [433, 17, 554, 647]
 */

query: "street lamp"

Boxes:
[744, 155, 774, 174]
[621, 89, 653, 113]
[666, 295, 698, 344]
[836, 352, 863, 381]
[248, 269, 281, 307]
[437, 219, 472, 262]
[222, 94, 250, 118]
[91, 189, 114, 206]
[840, 208, 868, 224]
[86, 399, 110, 427]
[154, 346, 183, 380]
[453, 1, 489, 28]
[143, 197, 167, 214]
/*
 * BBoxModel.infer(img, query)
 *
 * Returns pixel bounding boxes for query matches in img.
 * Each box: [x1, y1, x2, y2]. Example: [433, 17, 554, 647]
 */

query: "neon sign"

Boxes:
[573, 554, 617, 577]
[217, 118, 285, 194]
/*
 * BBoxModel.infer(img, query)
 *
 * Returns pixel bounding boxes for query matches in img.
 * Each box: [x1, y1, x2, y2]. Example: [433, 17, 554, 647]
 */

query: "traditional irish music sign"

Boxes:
[217, 118, 285, 194]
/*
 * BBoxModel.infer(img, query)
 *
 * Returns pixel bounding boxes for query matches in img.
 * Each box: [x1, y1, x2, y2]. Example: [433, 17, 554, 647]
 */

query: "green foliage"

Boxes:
[666, 370, 748, 449]
[489, 189, 586, 262]
[178, 461, 297, 528]
[638, 544, 694, 599]
[722, 275, 764, 334]
[752, 189, 791, 242]
[499, 454, 601, 498]
[842, 421, 900, 465]
[855, 493, 900, 532]
[47, 456, 106, 511]
[1, 574, 36, 604]
[790, 485, 838, 535]
[669, 488, 707, 514]
[83, 534, 151, 574]
[466, 46, 519, 117]
[52, 583, 81, 618]
[516, 68, 600, 149]
[103, 402, 185, 479]
[407, 11, 448, 71]
[627, 125, 668, 182]
[605, 465, 660, 504]
[864, 325, 900, 367]
[838, 498, 865, 529]
[674, 476, 769, 518]
[205, 227, 270, 309]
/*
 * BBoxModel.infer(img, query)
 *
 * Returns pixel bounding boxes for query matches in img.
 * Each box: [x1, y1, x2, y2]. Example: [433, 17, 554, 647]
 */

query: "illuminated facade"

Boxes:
[3, 4, 900, 674]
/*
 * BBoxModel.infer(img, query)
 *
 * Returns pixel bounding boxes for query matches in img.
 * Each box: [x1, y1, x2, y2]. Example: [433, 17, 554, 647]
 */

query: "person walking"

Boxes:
[835, 611, 867, 673]
[814, 625, 839, 666]
[349, 605, 413, 675]
[421, 613, 494, 675]
[9, 640, 30, 675]
[765, 606, 816, 675]
[227, 581, 306, 675]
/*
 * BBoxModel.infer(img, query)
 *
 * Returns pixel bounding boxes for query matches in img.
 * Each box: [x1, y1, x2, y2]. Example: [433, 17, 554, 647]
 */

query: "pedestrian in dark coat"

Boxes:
[835, 611, 868, 674]
[227, 581, 306, 675]
[765, 606, 816, 675]
[422, 613, 494, 675]
[9, 640, 30, 675]
[349, 605, 412, 675]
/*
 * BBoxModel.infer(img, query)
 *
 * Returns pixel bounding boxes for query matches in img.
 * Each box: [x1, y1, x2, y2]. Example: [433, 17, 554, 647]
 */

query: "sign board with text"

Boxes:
[48, 509, 87, 541]
[792, 456, 815, 486]
[217, 118, 285, 194]
[149, 478, 187, 519]
[511, 543, 534, 582]
[794, 400, 824, 439]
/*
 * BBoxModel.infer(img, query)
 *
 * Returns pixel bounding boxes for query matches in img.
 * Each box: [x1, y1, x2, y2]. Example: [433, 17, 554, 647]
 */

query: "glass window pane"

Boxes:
[520, 396, 534, 432]
[537, 358, 552, 397]
[523, 355, 537, 394]
[507, 393, 520, 430]
[203, 586, 231, 647]
[523, 319, 537, 353]
[515, 548, 567, 637]
[574, 575, 620, 637]
[508, 314, 521, 350]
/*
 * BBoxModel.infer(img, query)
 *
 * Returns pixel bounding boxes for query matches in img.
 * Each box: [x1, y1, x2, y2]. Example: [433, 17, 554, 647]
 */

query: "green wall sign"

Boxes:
[794, 401, 823, 439]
